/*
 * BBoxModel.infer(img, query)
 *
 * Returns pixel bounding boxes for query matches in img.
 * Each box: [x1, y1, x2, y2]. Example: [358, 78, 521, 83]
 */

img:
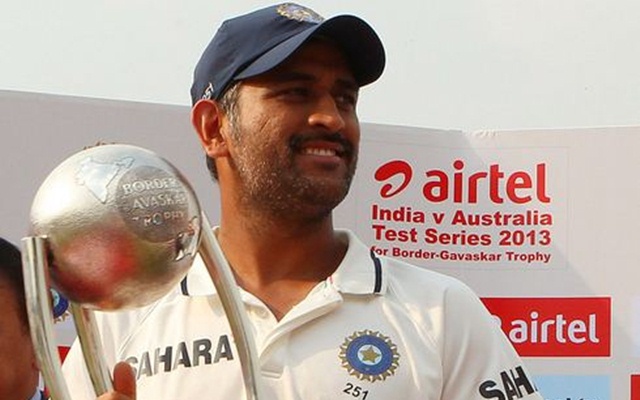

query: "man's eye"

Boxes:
[336, 93, 357, 108]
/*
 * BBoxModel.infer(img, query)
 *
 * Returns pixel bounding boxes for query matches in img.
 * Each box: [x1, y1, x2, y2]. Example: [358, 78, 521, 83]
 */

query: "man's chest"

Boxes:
[111, 297, 443, 400]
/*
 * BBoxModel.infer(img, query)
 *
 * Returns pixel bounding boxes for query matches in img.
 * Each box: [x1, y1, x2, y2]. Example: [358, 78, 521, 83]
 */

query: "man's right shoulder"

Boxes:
[93, 283, 185, 340]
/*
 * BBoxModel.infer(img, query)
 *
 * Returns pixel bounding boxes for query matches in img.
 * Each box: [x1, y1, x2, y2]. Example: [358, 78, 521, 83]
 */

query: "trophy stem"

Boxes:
[70, 303, 114, 395]
[22, 236, 72, 400]
[199, 214, 264, 400]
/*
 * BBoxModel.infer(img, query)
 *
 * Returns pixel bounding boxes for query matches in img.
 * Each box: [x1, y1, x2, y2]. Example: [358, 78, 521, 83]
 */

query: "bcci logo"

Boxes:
[277, 3, 324, 23]
[339, 330, 400, 382]
[51, 288, 70, 322]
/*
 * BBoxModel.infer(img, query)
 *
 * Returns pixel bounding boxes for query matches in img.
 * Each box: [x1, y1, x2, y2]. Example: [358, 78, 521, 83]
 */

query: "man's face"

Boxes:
[0, 283, 38, 400]
[223, 39, 361, 220]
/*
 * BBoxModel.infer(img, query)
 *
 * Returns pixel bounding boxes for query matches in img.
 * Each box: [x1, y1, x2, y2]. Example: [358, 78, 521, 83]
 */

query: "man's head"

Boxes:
[0, 238, 39, 399]
[191, 3, 385, 182]
[191, 3, 385, 104]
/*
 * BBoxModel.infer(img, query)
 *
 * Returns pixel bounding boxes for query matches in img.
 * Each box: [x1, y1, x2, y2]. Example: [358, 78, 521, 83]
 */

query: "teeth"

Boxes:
[303, 148, 337, 157]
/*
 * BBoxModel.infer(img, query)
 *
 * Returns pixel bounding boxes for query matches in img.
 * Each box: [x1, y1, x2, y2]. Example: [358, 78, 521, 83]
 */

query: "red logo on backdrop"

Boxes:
[481, 297, 611, 357]
[374, 159, 551, 204]
[632, 375, 640, 400]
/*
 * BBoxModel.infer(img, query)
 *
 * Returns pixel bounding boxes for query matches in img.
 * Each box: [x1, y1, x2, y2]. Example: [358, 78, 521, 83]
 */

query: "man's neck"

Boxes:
[214, 214, 346, 320]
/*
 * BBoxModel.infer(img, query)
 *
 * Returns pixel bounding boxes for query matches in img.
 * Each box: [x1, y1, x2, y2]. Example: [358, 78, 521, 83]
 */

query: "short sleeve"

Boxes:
[439, 281, 543, 400]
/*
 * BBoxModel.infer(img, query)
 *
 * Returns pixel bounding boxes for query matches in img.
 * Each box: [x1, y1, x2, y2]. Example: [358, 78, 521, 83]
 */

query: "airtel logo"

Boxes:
[501, 311, 600, 345]
[481, 297, 611, 357]
[373, 159, 551, 204]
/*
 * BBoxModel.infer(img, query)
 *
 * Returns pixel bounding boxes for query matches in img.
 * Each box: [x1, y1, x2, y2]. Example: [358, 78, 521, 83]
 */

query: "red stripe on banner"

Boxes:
[58, 346, 71, 363]
[631, 375, 640, 400]
[481, 297, 611, 357]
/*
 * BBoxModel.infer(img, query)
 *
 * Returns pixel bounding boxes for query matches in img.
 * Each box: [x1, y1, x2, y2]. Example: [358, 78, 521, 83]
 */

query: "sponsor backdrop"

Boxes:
[2, 90, 639, 399]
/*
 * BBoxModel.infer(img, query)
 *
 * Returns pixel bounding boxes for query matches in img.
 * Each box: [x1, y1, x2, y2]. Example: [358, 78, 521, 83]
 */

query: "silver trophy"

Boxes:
[21, 144, 263, 400]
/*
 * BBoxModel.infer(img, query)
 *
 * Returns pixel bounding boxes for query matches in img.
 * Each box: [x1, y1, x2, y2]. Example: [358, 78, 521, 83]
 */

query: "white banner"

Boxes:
[3, 91, 638, 400]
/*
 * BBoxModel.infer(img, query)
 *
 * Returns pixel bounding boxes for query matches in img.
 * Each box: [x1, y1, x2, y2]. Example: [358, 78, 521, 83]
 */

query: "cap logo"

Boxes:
[277, 3, 324, 23]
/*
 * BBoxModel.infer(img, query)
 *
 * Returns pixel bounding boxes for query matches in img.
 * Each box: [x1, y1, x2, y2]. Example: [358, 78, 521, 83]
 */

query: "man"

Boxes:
[64, 3, 543, 399]
[0, 238, 43, 400]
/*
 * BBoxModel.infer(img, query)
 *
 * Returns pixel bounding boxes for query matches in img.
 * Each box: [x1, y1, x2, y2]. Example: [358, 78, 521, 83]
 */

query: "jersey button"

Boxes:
[256, 307, 270, 319]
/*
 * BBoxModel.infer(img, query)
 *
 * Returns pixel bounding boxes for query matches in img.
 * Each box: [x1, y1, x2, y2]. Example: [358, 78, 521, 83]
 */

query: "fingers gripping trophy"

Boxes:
[21, 144, 263, 400]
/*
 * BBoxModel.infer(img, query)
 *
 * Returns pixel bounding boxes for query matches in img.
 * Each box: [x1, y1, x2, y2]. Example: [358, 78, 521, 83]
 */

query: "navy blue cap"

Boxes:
[190, 3, 386, 104]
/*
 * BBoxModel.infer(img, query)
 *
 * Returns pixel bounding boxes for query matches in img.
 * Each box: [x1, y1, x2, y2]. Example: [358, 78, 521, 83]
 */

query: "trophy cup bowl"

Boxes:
[29, 144, 201, 310]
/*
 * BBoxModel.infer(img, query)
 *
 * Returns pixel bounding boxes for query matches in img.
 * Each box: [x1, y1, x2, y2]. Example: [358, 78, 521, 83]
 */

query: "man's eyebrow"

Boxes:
[268, 70, 359, 91]
[269, 70, 316, 83]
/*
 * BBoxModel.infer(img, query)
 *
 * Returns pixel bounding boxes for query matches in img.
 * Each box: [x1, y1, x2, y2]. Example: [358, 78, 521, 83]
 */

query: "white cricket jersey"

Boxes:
[62, 230, 542, 400]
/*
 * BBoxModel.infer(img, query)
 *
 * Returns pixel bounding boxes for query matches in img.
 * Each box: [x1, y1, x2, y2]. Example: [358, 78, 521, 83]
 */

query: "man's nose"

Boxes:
[307, 95, 346, 133]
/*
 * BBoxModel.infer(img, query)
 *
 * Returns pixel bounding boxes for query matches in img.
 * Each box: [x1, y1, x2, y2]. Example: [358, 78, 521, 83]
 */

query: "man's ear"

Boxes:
[191, 99, 230, 158]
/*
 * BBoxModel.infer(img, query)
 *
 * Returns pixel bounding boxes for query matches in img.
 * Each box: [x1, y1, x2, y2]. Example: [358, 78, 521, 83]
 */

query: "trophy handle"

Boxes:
[198, 213, 264, 400]
[22, 222, 264, 400]
[70, 304, 113, 395]
[22, 236, 73, 400]
[23, 237, 115, 400]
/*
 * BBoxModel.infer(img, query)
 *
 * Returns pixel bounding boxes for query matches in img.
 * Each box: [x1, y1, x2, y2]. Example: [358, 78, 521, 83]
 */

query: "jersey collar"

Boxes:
[328, 230, 387, 295]
[179, 229, 387, 297]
